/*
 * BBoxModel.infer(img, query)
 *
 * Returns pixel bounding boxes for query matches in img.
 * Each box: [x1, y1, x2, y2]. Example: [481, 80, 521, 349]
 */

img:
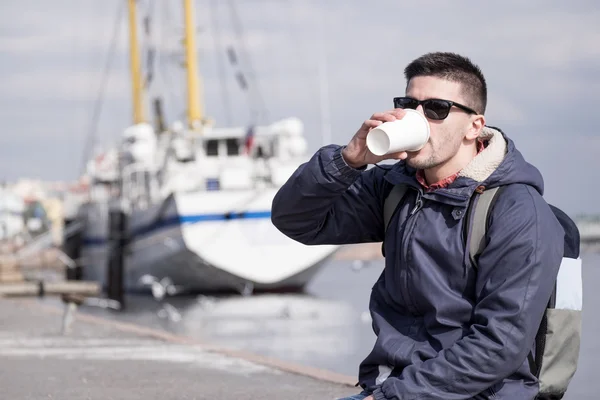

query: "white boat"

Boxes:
[67, 0, 338, 294]
[0, 187, 25, 242]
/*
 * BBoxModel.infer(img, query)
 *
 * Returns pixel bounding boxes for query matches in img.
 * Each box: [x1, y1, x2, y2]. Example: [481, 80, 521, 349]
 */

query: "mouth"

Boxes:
[409, 141, 430, 154]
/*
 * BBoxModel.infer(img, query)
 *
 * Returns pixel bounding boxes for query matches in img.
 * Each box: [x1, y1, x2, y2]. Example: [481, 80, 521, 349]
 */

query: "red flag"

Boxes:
[244, 126, 255, 155]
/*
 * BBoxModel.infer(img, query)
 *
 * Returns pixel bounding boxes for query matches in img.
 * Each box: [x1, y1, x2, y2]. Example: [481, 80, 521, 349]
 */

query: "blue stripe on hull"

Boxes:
[82, 211, 272, 246]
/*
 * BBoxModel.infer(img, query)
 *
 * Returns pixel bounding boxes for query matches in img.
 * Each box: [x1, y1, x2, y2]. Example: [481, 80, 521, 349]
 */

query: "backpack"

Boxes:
[383, 184, 582, 400]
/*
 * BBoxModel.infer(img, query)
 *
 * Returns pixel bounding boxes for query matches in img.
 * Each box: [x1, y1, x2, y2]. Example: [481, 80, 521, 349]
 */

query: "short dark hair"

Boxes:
[404, 52, 487, 115]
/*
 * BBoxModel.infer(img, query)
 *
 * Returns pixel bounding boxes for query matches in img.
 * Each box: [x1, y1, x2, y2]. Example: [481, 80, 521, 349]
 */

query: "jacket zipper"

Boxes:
[399, 188, 424, 314]
[410, 190, 423, 215]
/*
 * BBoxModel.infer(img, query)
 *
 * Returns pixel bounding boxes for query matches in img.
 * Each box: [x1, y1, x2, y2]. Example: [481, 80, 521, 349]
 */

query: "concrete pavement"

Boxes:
[0, 298, 359, 400]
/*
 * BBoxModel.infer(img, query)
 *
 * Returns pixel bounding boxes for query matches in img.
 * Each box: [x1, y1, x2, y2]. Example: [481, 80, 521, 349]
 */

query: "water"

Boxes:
[70, 253, 598, 398]
[75, 258, 382, 377]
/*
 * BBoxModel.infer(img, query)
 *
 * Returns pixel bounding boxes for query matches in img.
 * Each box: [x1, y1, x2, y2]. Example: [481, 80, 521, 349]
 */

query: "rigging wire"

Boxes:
[224, 0, 270, 124]
[280, 0, 330, 118]
[67, 1, 85, 178]
[79, 1, 124, 174]
[208, 0, 233, 126]
[157, 0, 185, 123]
[143, 0, 156, 89]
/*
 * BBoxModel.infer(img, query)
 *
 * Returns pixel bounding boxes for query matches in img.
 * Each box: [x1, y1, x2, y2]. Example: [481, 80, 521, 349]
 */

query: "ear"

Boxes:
[465, 114, 485, 140]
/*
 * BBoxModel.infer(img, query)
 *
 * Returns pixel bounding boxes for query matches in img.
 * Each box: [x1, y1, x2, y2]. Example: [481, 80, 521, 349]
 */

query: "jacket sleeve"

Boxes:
[271, 145, 388, 245]
[373, 185, 565, 400]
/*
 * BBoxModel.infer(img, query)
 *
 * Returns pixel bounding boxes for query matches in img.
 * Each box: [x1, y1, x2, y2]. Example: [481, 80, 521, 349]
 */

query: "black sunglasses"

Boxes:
[393, 97, 478, 120]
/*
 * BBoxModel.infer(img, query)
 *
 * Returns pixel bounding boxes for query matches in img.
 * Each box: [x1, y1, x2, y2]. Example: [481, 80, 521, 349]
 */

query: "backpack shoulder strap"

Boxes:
[381, 184, 409, 257]
[468, 186, 505, 268]
[468, 185, 545, 378]
[384, 184, 408, 232]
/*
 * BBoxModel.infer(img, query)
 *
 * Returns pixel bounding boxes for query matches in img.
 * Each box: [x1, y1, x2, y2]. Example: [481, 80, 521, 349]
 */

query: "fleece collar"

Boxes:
[458, 127, 507, 183]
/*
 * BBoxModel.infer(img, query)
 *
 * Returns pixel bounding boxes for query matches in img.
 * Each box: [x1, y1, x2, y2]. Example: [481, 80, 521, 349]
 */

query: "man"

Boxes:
[271, 52, 565, 399]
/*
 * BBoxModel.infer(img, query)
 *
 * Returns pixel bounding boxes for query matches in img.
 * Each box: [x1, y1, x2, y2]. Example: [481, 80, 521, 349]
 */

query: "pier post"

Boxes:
[106, 202, 127, 309]
[63, 217, 84, 281]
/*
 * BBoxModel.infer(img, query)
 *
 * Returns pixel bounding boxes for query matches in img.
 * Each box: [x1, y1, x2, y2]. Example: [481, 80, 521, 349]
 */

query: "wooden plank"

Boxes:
[0, 258, 19, 270]
[0, 272, 24, 283]
[0, 281, 101, 297]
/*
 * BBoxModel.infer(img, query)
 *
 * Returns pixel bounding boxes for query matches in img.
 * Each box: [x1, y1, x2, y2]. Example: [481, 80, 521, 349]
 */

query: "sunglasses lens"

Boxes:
[423, 99, 452, 120]
[394, 98, 419, 109]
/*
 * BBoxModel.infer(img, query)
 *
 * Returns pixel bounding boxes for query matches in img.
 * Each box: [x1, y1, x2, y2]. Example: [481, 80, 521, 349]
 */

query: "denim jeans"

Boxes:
[336, 390, 371, 400]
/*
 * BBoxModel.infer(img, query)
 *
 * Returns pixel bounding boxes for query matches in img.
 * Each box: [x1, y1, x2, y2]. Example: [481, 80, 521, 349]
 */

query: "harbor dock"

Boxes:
[0, 298, 358, 400]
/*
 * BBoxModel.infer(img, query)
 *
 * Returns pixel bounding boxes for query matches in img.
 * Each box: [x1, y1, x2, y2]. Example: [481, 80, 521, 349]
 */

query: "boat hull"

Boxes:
[78, 188, 338, 293]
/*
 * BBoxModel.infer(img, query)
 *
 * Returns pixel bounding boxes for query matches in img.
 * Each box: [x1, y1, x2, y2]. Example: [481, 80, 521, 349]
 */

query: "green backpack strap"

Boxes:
[467, 185, 543, 376]
[383, 185, 409, 232]
[467, 186, 504, 267]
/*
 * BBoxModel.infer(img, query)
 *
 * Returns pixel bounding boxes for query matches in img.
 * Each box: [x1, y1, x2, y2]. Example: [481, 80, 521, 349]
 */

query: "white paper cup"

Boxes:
[366, 109, 430, 156]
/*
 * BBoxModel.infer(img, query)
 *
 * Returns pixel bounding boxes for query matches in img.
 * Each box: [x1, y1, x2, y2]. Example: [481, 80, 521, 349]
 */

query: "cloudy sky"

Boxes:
[0, 0, 598, 215]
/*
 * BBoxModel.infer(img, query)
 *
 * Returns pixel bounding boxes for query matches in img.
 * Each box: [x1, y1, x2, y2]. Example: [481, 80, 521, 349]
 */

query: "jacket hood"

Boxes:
[466, 126, 544, 195]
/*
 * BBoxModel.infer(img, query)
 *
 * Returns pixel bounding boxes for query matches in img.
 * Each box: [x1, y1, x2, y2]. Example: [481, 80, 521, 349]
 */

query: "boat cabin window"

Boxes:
[226, 138, 239, 155]
[205, 140, 219, 156]
[204, 138, 241, 156]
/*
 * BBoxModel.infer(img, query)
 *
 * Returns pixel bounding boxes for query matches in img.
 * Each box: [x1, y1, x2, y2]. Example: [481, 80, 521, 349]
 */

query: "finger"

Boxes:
[361, 119, 383, 131]
[370, 112, 397, 122]
[388, 108, 407, 119]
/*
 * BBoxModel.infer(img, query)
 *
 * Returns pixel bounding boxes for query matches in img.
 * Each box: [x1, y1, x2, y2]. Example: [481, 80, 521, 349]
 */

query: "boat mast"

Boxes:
[127, 0, 145, 124]
[183, 0, 205, 130]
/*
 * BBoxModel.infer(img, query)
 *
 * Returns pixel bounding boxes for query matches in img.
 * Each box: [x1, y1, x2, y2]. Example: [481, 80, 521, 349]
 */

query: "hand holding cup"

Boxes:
[342, 109, 430, 168]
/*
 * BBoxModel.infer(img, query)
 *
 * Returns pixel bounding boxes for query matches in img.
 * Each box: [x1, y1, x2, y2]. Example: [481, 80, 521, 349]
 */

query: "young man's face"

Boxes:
[403, 76, 476, 171]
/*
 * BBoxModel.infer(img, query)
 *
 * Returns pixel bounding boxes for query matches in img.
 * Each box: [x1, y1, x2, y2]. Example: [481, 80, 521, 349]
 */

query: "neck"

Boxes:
[424, 141, 478, 184]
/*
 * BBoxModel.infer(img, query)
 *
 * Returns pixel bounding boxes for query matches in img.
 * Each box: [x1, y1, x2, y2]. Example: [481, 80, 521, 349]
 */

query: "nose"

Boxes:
[415, 104, 427, 116]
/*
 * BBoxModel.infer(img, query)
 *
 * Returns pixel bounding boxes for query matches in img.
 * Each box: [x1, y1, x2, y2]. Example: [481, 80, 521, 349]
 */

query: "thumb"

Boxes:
[384, 151, 408, 160]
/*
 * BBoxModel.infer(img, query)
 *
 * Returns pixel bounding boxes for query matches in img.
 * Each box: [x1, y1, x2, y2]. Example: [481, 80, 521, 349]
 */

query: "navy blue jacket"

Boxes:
[271, 128, 564, 400]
